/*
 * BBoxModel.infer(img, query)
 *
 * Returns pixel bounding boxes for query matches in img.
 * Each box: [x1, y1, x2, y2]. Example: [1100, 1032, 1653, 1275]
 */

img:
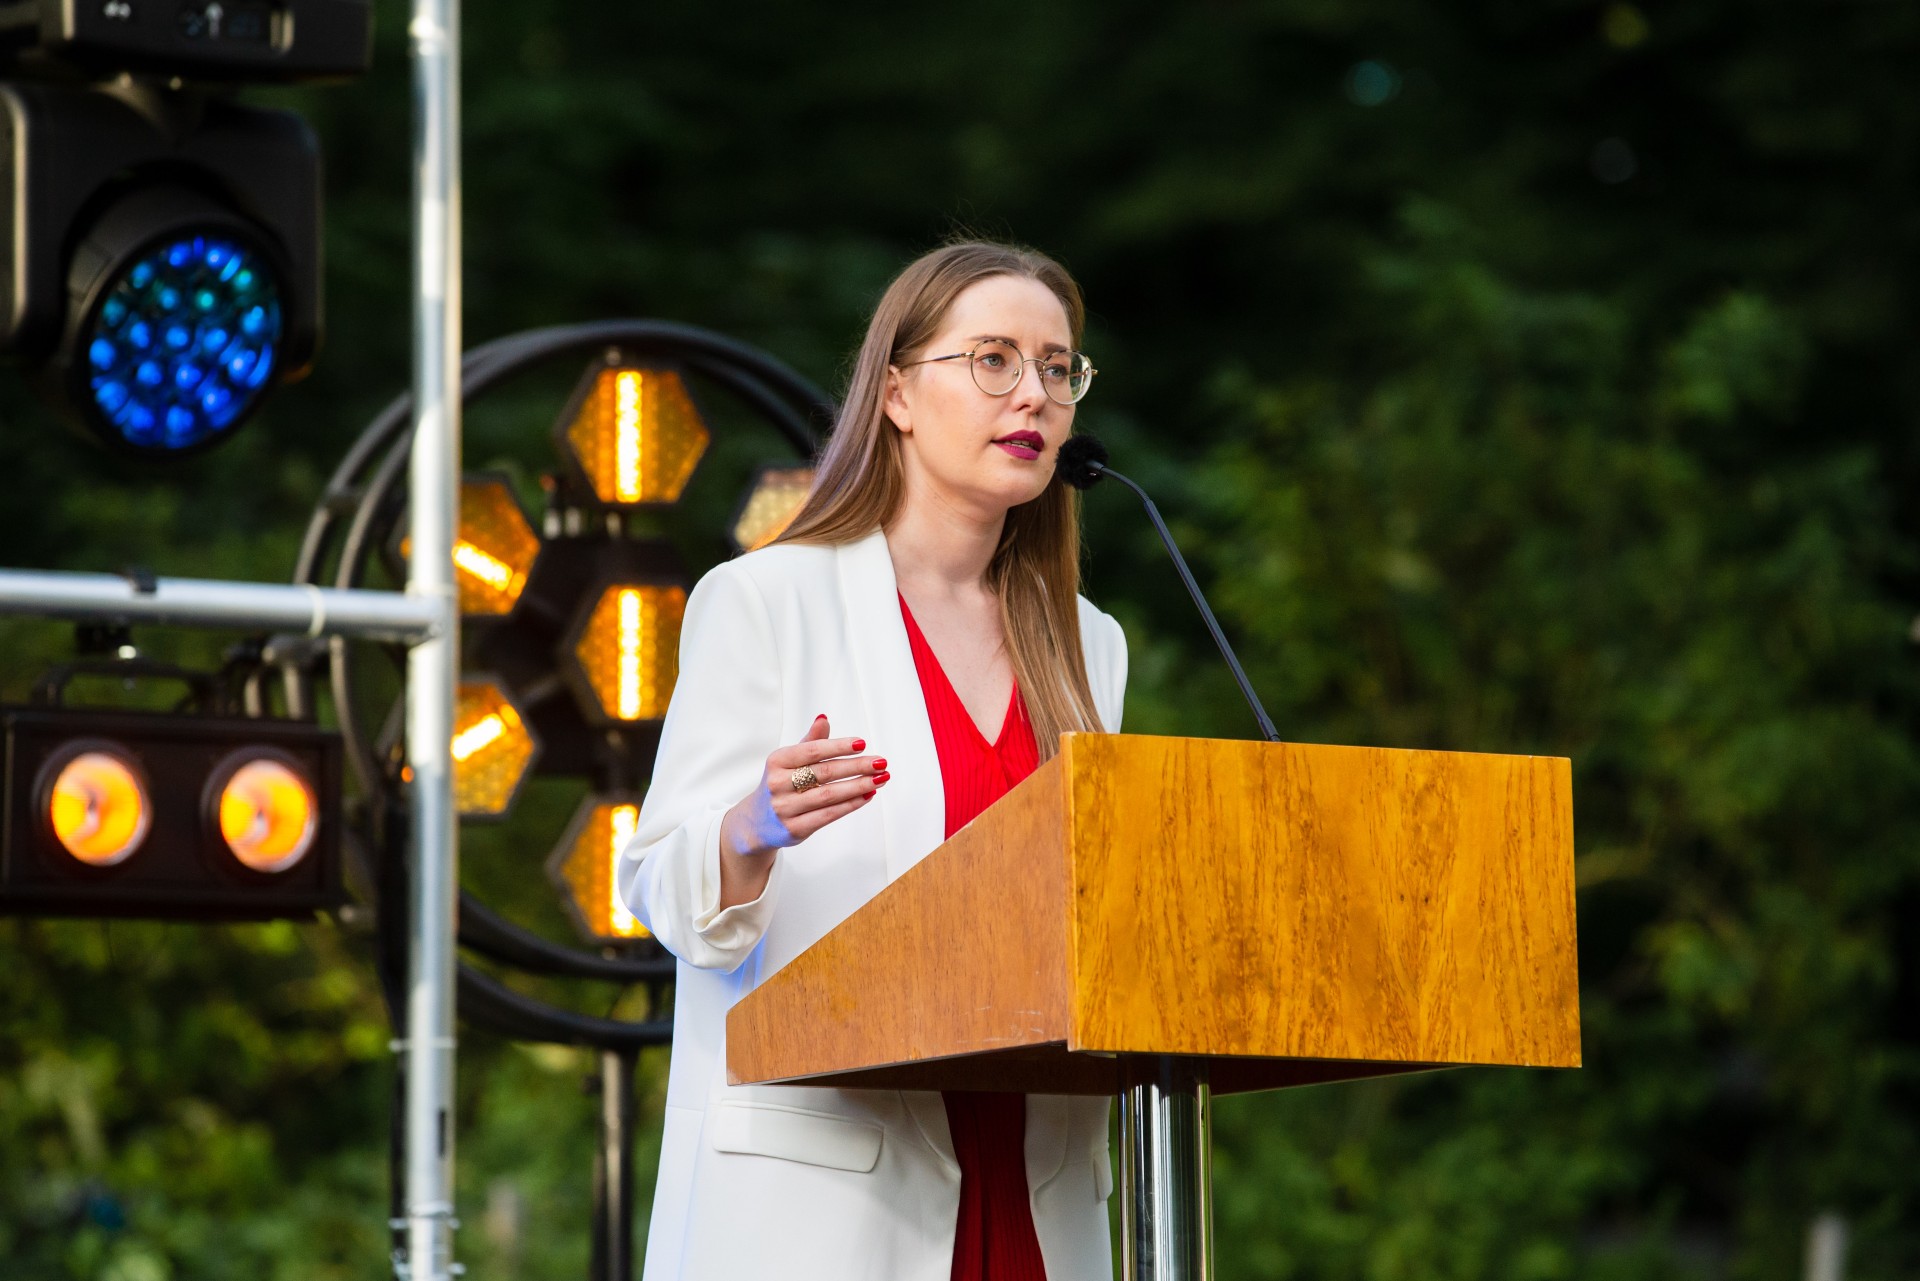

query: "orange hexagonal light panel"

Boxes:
[453, 478, 541, 616]
[570, 582, 685, 723]
[545, 793, 650, 943]
[731, 465, 815, 552]
[451, 679, 539, 818]
[396, 475, 542, 617]
[558, 363, 708, 507]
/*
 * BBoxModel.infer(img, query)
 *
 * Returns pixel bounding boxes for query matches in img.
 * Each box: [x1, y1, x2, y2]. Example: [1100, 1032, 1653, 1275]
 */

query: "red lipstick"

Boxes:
[994, 430, 1044, 460]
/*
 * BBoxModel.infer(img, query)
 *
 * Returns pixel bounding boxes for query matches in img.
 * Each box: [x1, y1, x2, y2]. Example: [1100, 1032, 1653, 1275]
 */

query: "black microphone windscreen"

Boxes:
[1055, 434, 1109, 490]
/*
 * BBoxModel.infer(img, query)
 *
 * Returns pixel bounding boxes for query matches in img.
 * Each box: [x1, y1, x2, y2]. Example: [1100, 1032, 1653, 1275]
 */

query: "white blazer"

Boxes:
[618, 527, 1129, 1281]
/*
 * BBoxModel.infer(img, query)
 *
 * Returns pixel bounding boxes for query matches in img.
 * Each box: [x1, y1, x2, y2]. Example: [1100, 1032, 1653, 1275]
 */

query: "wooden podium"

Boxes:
[729, 734, 1580, 1279]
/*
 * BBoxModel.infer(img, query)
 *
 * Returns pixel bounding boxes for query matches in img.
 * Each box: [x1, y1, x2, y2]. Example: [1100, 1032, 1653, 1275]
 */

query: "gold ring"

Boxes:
[790, 765, 821, 793]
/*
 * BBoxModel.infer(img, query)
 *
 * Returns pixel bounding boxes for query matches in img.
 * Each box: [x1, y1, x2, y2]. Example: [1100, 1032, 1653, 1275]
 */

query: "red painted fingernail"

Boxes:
[873, 772, 891, 786]
[815, 713, 827, 722]
[871, 758, 888, 772]
[851, 738, 866, 753]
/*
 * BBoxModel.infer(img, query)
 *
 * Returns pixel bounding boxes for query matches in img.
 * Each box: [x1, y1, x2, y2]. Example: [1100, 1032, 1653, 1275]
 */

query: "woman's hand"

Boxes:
[716, 714, 888, 910]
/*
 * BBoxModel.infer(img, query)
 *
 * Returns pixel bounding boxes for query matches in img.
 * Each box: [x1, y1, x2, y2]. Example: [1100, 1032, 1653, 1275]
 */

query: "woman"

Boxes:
[619, 241, 1127, 1281]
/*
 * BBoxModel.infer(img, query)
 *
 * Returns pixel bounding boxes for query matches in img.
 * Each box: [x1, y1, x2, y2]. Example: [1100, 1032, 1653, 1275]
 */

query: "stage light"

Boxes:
[0, 83, 323, 456]
[399, 476, 541, 616]
[451, 680, 539, 818]
[451, 479, 540, 615]
[43, 747, 152, 867]
[556, 361, 709, 507]
[77, 225, 284, 453]
[2, 706, 342, 921]
[5, 0, 372, 83]
[212, 754, 317, 873]
[568, 583, 685, 724]
[731, 465, 814, 552]
[545, 793, 650, 943]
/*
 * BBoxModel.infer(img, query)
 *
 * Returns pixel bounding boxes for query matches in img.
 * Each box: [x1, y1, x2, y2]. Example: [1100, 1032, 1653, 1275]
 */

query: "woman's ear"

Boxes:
[883, 365, 913, 434]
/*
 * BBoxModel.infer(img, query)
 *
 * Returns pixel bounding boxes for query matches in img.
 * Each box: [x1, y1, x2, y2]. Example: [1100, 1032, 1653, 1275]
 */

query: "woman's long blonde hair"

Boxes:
[775, 241, 1103, 760]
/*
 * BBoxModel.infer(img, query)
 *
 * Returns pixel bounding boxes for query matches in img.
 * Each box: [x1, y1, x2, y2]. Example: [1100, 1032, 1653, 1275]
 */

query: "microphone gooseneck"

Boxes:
[1056, 433, 1281, 743]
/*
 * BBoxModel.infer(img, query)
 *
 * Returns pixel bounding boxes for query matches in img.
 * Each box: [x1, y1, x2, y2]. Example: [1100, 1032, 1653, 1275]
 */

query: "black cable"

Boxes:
[293, 391, 415, 587]
[456, 965, 673, 1051]
[1102, 465, 1280, 742]
[457, 894, 675, 983]
[1058, 437, 1281, 743]
[300, 320, 830, 543]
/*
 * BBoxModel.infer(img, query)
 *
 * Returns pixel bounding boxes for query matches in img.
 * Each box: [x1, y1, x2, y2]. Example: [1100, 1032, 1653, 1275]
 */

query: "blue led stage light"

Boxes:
[3, 89, 322, 460]
[79, 234, 284, 454]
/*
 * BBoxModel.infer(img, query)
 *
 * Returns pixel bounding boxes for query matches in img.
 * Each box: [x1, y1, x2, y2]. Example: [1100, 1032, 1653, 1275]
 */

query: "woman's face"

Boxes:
[885, 273, 1076, 524]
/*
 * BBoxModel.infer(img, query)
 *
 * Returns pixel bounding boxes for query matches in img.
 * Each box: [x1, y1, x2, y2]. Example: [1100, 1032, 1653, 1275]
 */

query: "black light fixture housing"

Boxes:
[0, 81, 319, 454]
[0, 704, 344, 920]
[0, 0, 369, 455]
[0, 0, 372, 83]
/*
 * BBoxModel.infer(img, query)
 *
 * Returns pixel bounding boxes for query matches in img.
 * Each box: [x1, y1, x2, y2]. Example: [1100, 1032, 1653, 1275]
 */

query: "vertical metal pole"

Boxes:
[1119, 1082, 1140, 1281]
[591, 1049, 639, 1281]
[1804, 1213, 1848, 1281]
[403, 0, 461, 1271]
[1118, 1057, 1214, 1281]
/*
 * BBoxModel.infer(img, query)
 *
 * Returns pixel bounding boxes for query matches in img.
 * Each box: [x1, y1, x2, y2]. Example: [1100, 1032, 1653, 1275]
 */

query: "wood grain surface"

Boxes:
[1063, 735, 1580, 1068]
[725, 754, 1075, 1087]
[727, 733, 1580, 1094]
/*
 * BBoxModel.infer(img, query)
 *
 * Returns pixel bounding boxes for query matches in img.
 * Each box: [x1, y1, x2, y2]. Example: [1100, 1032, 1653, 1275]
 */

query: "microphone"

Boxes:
[1057, 434, 1281, 743]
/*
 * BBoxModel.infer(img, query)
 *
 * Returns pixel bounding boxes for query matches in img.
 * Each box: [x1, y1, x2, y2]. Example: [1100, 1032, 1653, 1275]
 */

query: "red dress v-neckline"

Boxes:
[898, 594, 1020, 748]
[899, 593, 1048, 1281]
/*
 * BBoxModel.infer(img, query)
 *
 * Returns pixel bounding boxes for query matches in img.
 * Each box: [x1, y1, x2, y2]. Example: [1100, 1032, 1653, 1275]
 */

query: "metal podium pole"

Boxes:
[1119, 1057, 1215, 1281]
[591, 1048, 640, 1281]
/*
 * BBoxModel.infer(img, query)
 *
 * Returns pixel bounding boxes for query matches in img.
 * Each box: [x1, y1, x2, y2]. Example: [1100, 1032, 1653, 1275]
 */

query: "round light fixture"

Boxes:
[80, 234, 282, 452]
[211, 754, 318, 873]
[42, 747, 152, 867]
[60, 186, 289, 457]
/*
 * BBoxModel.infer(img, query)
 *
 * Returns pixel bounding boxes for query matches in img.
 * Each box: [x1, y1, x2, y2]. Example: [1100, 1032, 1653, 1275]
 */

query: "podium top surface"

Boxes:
[729, 734, 1580, 1095]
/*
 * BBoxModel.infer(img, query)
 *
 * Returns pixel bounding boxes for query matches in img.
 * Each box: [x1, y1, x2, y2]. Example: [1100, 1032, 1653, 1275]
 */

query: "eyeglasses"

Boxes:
[897, 338, 1097, 406]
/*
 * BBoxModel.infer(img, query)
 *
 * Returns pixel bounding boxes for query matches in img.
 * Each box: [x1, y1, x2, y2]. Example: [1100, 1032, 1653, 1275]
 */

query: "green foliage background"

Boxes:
[4, 0, 1918, 1277]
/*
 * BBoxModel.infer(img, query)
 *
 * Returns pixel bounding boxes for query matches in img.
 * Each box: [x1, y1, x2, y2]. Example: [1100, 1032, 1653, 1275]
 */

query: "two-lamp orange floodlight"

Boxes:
[0, 706, 342, 921]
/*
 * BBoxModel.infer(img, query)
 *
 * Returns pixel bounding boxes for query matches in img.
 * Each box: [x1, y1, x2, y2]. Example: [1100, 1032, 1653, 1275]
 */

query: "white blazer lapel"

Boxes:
[833, 529, 945, 882]
[903, 1092, 959, 1178]
[835, 531, 959, 1173]
[833, 530, 1081, 1187]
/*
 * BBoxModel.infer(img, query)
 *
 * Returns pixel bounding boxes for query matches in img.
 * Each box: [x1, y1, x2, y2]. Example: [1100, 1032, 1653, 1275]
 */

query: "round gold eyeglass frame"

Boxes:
[896, 339, 1098, 406]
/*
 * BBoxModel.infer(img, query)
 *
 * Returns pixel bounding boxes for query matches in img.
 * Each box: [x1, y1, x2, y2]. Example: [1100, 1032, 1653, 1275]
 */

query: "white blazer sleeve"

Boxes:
[616, 561, 786, 973]
[1078, 598, 1129, 733]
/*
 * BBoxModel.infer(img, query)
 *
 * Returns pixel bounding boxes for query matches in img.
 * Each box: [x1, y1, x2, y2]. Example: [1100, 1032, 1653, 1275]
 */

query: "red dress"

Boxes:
[900, 595, 1049, 1281]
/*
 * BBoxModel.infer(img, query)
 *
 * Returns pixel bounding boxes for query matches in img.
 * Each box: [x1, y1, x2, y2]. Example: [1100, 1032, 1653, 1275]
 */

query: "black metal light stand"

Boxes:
[592, 1048, 641, 1281]
[299, 320, 828, 1281]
